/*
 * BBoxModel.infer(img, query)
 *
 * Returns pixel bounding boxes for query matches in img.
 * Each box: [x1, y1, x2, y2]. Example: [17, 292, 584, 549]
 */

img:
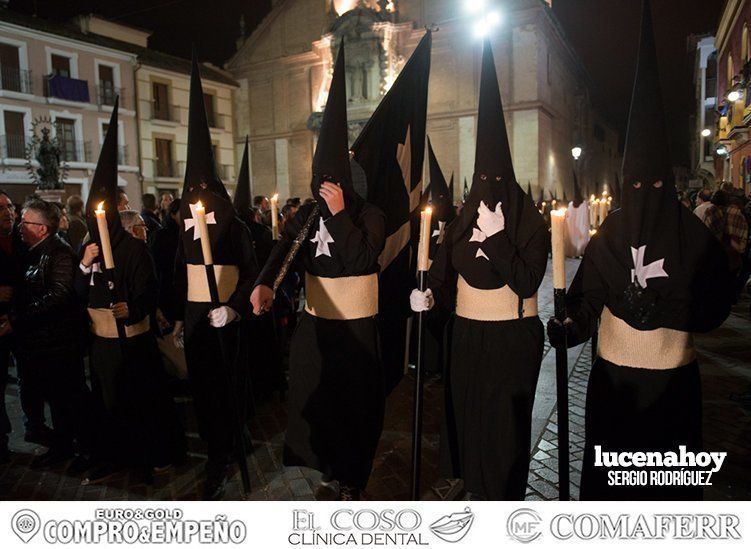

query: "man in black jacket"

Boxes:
[0, 199, 87, 466]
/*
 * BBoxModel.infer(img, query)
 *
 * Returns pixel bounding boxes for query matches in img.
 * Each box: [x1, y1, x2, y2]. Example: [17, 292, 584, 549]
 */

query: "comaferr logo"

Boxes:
[429, 507, 475, 543]
[550, 513, 742, 541]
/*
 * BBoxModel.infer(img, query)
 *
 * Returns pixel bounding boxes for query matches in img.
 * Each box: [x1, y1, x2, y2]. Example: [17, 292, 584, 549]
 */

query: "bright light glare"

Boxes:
[472, 10, 502, 38]
[728, 90, 741, 102]
[717, 146, 728, 156]
[465, 0, 487, 14]
[701, 128, 711, 137]
[487, 11, 501, 25]
[571, 146, 582, 160]
[473, 19, 490, 38]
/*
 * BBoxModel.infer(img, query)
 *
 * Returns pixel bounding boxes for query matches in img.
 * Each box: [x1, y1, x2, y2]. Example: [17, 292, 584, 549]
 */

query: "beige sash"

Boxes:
[187, 264, 239, 303]
[88, 308, 150, 339]
[304, 273, 378, 320]
[455, 275, 538, 321]
[599, 306, 695, 370]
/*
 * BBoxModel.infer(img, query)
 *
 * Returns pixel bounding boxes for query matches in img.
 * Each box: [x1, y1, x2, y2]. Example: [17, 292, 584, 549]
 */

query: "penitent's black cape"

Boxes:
[254, 42, 385, 489]
[427, 39, 547, 500]
[565, 0, 732, 339]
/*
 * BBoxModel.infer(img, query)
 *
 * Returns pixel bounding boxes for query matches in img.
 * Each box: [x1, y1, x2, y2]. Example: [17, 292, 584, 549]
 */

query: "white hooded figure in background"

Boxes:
[565, 174, 590, 257]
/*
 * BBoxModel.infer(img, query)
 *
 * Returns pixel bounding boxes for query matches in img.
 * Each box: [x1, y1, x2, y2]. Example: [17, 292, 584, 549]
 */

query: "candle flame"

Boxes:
[95, 201, 105, 213]
[271, 193, 279, 202]
[551, 208, 566, 217]
[424, 207, 432, 214]
[195, 200, 204, 210]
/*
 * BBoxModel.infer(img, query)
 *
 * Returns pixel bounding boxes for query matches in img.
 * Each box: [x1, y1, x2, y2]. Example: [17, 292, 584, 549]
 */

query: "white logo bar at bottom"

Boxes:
[1, 501, 749, 548]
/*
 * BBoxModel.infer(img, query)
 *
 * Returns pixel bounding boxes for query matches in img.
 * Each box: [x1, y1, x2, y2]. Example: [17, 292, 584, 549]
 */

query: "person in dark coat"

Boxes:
[251, 45, 386, 501]
[74, 100, 182, 484]
[411, 40, 548, 501]
[173, 51, 258, 500]
[151, 198, 182, 327]
[547, 0, 734, 500]
[1, 199, 87, 467]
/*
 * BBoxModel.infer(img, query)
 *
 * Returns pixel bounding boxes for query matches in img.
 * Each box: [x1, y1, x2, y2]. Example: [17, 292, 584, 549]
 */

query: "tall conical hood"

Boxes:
[612, 171, 622, 208]
[426, 137, 455, 222]
[462, 178, 469, 203]
[182, 47, 228, 201]
[311, 40, 356, 217]
[621, 0, 677, 248]
[448, 173, 454, 205]
[572, 170, 584, 207]
[86, 96, 124, 243]
[449, 39, 545, 290]
[526, 181, 532, 197]
[234, 137, 251, 214]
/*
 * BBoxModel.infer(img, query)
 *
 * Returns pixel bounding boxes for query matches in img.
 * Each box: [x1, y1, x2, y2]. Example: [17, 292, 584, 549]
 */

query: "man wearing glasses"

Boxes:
[0, 199, 87, 467]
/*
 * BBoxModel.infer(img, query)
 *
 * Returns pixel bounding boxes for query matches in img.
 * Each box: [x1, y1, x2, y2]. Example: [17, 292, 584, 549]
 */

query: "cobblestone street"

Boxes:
[1, 259, 749, 501]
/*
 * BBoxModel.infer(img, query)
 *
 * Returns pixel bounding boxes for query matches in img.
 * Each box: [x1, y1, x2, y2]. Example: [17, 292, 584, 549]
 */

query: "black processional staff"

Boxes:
[550, 208, 570, 501]
[194, 200, 252, 497]
[93, 201, 127, 353]
[411, 205, 432, 500]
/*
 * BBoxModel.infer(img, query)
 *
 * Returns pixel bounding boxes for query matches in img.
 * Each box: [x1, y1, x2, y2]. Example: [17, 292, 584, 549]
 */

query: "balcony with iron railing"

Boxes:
[44, 74, 91, 103]
[207, 112, 230, 130]
[96, 84, 124, 109]
[152, 158, 185, 179]
[149, 101, 182, 123]
[216, 164, 234, 180]
[0, 134, 28, 159]
[0, 66, 33, 94]
[59, 140, 92, 163]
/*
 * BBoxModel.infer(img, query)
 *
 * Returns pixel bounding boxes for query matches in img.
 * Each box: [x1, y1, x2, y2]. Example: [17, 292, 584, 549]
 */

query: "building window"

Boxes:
[0, 42, 27, 93]
[154, 138, 175, 177]
[51, 54, 72, 78]
[98, 64, 117, 106]
[152, 82, 173, 121]
[3, 110, 26, 158]
[56, 117, 79, 161]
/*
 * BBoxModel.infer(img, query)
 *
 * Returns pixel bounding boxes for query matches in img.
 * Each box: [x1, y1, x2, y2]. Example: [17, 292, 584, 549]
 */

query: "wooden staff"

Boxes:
[550, 208, 570, 501]
[411, 206, 432, 500]
[194, 200, 252, 497]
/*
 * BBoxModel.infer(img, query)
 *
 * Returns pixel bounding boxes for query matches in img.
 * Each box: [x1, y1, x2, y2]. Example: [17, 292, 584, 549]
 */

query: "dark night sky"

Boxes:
[6, 0, 722, 165]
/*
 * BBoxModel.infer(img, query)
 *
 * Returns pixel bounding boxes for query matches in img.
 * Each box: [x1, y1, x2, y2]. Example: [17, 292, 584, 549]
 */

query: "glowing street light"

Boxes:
[700, 128, 711, 137]
[716, 145, 729, 156]
[571, 146, 582, 160]
[728, 89, 742, 102]
[466, 0, 502, 39]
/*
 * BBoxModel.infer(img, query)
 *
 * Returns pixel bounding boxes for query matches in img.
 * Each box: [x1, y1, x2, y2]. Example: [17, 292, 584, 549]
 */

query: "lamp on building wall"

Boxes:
[701, 128, 712, 137]
[571, 146, 582, 161]
[717, 145, 729, 156]
[728, 89, 742, 102]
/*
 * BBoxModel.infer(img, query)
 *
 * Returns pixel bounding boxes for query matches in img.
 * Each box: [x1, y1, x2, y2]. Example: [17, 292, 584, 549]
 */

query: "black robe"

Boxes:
[563, 210, 733, 500]
[256, 202, 386, 489]
[428, 218, 549, 500]
[75, 234, 181, 468]
[174, 216, 257, 466]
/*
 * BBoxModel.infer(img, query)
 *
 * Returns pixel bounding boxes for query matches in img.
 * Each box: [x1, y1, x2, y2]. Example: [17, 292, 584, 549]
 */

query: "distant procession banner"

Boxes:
[1, 501, 749, 548]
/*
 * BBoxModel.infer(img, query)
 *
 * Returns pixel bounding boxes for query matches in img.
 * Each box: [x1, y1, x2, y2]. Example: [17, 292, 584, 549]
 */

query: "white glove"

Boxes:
[476, 200, 505, 237]
[208, 306, 238, 328]
[410, 288, 434, 313]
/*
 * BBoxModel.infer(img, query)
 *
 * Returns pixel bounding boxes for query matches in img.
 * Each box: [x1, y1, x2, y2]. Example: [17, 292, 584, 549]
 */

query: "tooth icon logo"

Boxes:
[11, 509, 41, 544]
[429, 507, 474, 543]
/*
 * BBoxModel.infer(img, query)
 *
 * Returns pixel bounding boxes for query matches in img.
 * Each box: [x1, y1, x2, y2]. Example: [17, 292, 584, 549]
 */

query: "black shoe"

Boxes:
[81, 463, 119, 485]
[32, 447, 73, 468]
[339, 485, 361, 501]
[202, 465, 229, 501]
[24, 426, 53, 446]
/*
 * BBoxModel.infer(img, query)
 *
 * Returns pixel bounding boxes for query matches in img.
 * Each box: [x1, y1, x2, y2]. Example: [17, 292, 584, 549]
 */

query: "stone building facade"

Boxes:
[227, 0, 619, 202]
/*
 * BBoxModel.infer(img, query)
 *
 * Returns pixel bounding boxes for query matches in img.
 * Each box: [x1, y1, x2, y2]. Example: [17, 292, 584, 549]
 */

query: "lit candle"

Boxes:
[589, 199, 597, 228]
[551, 208, 567, 290]
[94, 201, 115, 269]
[541, 201, 547, 216]
[417, 207, 432, 272]
[194, 200, 213, 265]
[270, 193, 279, 240]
